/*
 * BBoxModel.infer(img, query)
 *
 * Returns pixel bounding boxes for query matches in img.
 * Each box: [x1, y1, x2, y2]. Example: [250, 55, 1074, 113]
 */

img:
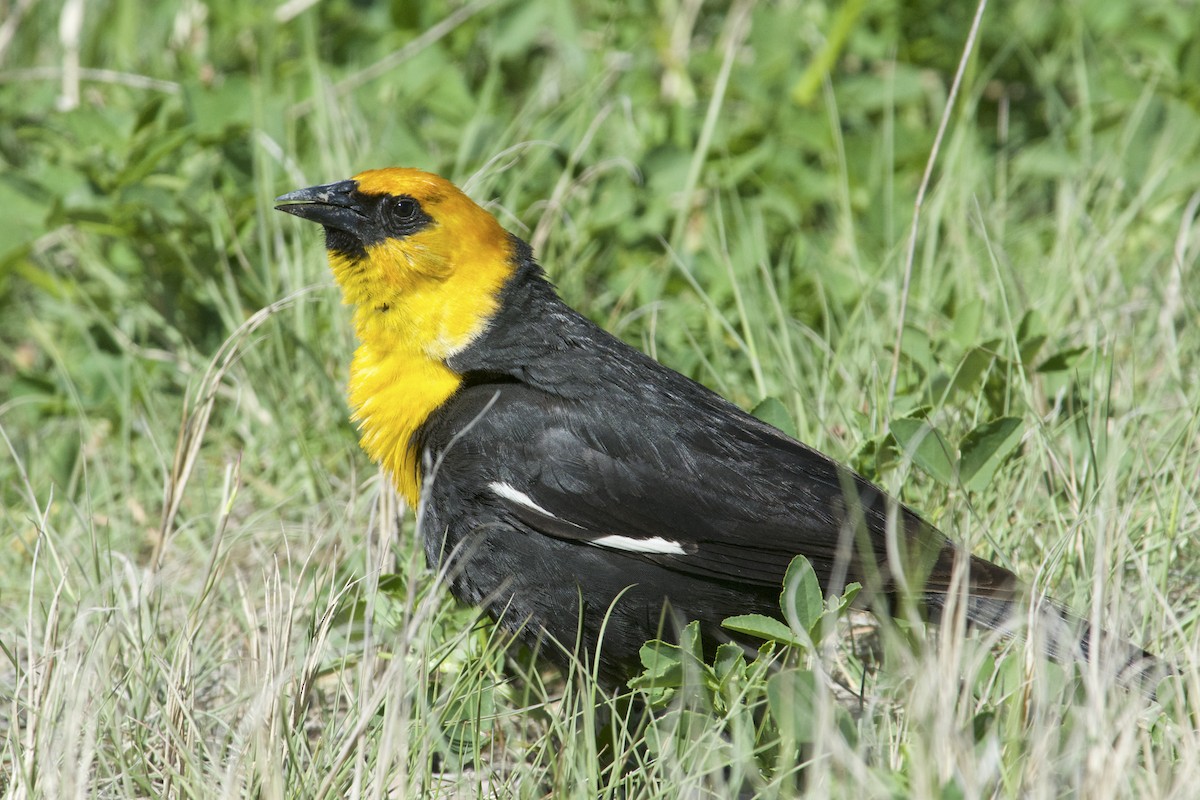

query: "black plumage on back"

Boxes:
[411, 237, 1141, 687]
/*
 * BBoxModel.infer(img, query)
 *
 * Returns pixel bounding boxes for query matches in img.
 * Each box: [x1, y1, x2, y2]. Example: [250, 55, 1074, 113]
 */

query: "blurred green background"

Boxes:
[4, 0, 1196, 489]
[2, 1, 1199, 795]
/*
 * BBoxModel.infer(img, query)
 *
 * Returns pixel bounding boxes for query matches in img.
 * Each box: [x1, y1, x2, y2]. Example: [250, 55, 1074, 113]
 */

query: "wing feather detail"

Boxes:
[488, 480, 691, 556]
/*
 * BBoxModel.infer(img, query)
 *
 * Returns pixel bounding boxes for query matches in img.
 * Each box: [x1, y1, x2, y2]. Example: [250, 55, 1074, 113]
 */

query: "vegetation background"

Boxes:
[2, 0, 1198, 796]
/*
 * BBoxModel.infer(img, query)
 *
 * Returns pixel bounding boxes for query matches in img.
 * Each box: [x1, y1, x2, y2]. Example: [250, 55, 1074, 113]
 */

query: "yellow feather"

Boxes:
[325, 169, 515, 505]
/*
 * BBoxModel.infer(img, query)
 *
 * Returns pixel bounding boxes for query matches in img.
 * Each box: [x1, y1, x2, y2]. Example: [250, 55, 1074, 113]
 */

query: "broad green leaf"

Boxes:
[0, 177, 51, 264]
[713, 642, 747, 683]
[1017, 310, 1047, 365]
[814, 582, 862, 640]
[184, 77, 255, 139]
[1013, 142, 1085, 179]
[440, 683, 497, 752]
[948, 346, 994, 397]
[1038, 345, 1089, 373]
[959, 417, 1023, 492]
[900, 326, 936, 376]
[631, 621, 707, 692]
[637, 639, 682, 677]
[630, 639, 685, 691]
[767, 669, 818, 743]
[679, 619, 704, 664]
[780, 555, 823, 635]
[949, 297, 984, 347]
[722, 614, 800, 646]
[375, 574, 408, 597]
[890, 417, 955, 486]
[752, 396, 797, 439]
[836, 582, 862, 611]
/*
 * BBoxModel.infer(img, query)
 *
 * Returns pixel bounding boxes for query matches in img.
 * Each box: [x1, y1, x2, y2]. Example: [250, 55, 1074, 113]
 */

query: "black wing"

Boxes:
[414, 255, 1157, 687]
[420, 369, 1017, 607]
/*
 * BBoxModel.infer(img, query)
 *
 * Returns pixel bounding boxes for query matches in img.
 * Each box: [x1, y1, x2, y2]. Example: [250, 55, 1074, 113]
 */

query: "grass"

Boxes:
[2, 0, 1200, 796]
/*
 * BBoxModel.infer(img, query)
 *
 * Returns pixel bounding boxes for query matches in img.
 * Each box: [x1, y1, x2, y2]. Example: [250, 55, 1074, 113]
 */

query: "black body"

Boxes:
[415, 238, 1019, 685]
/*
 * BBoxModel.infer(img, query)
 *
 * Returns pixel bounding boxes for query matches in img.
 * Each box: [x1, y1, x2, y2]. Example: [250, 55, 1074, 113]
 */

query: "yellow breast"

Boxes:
[341, 238, 505, 506]
[320, 177, 514, 506]
[348, 339, 462, 506]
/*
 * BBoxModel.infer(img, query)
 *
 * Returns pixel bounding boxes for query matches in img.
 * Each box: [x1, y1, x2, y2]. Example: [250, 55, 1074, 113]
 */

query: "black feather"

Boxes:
[411, 236, 1158, 688]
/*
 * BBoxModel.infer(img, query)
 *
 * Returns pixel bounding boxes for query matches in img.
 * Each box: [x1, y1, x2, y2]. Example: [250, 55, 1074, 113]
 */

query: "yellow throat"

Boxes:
[324, 169, 515, 506]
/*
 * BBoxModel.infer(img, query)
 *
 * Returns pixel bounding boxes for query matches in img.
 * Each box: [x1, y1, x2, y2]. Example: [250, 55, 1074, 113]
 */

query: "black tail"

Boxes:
[924, 591, 1166, 694]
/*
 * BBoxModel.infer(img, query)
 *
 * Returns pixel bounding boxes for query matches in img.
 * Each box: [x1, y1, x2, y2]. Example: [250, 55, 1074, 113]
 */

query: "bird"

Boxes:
[275, 167, 1157, 688]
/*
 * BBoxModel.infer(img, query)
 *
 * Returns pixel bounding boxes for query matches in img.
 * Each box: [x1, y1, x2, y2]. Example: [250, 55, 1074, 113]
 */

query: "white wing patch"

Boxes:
[487, 481, 688, 556]
[588, 534, 688, 556]
[488, 481, 560, 518]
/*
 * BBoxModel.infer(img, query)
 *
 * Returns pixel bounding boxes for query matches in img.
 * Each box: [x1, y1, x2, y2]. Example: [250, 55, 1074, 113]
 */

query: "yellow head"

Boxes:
[276, 168, 517, 503]
[277, 167, 515, 356]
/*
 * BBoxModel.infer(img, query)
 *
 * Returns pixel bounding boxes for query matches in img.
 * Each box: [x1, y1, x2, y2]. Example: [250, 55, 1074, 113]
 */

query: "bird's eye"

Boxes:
[392, 197, 418, 223]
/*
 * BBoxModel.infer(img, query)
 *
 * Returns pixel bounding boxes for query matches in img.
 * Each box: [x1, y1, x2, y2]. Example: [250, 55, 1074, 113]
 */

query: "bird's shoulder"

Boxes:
[417, 261, 908, 588]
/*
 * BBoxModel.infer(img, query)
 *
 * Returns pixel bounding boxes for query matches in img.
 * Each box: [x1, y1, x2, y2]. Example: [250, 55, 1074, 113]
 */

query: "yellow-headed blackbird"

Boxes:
[276, 168, 1154, 686]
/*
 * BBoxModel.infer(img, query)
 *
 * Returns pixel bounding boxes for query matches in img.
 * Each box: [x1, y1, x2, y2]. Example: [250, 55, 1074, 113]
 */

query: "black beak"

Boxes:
[274, 180, 366, 234]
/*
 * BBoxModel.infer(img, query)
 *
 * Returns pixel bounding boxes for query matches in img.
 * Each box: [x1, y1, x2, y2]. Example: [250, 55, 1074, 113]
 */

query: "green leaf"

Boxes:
[0, 176, 52, 264]
[491, 2, 552, 59]
[679, 619, 704, 664]
[949, 297, 984, 347]
[713, 642, 747, 681]
[947, 346, 994, 397]
[1037, 345, 1089, 373]
[722, 613, 801, 646]
[631, 621, 708, 693]
[836, 582, 862, 611]
[826, 581, 862, 618]
[751, 396, 797, 439]
[780, 555, 823, 636]
[958, 417, 1024, 492]
[890, 417, 956, 485]
[375, 574, 408, 598]
[114, 128, 192, 189]
[630, 639, 685, 691]
[812, 581, 862, 640]
[331, 598, 369, 629]
[1013, 142, 1085, 179]
[637, 639, 683, 677]
[767, 669, 818, 743]
[1016, 310, 1047, 365]
[900, 326, 936, 376]
[184, 77, 255, 139]
[439, 682, 496, 752]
